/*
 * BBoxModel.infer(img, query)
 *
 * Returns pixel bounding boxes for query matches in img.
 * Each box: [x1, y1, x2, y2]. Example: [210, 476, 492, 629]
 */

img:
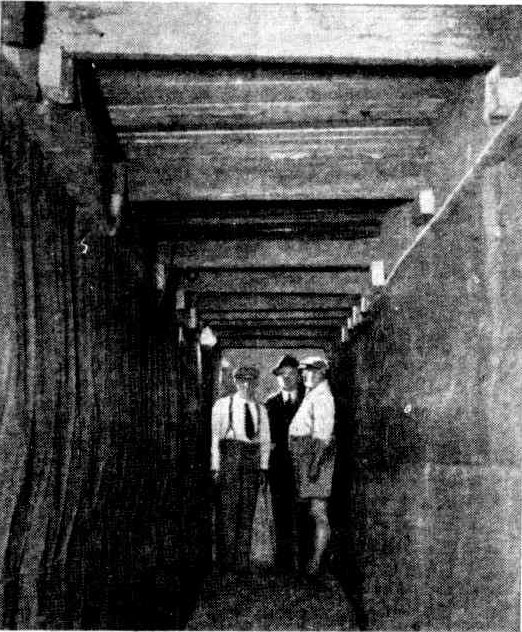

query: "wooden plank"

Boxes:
[97, 72, 458, 108]
[1, 1, 45, 47]
[387, 91, 522, 283]
[163, 226, 380, 241]
[220, 338, 333, 349]
[160, 215, 381, 231]
[200, 309, 352, 321]
[122, 127, 429, 201]
[194, 293, 360, 311]
[123, 126, 428, 148]
[41, 5, 500, 99]
[150, 218, 381, 240]
[166, 237, 380, 268]
[177, 263, 369, 273]
[427, 75, 492, 211]
[141, 199, 402, 219]
[205, 317, 344, 328]
[214, 324, 338, 337]
[144, 202, 396, 239]
[108, 97, 445, 131]
[76, 61, 125, 162]
[482, 97, 522, 165]
[185, 270, 367, 294]
[91, 55, 490, 75]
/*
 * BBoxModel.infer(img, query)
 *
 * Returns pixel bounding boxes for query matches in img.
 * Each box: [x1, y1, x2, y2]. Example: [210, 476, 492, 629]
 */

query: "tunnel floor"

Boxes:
[186, 567, 357, 630]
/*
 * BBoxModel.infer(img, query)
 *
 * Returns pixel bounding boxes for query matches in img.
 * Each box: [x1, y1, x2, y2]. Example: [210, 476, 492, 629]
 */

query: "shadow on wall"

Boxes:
[221, 348, 325, 401]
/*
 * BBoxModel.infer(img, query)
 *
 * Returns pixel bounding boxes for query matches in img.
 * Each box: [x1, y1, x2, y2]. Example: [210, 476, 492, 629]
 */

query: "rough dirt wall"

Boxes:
[0, 59, 210, 629]
[336, 164, 521, 629]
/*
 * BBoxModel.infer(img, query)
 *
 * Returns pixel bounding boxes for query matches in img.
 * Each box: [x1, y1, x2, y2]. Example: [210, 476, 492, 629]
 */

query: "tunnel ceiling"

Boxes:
[77, 55, 490, 347]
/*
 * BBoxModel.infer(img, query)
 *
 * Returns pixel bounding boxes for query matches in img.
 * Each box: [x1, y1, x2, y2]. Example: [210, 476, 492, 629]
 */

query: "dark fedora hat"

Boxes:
[272, 354, 300, 376]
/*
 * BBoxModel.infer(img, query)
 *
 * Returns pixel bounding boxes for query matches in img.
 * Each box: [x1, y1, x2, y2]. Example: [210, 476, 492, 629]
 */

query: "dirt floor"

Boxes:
[186, 567, 356, 630]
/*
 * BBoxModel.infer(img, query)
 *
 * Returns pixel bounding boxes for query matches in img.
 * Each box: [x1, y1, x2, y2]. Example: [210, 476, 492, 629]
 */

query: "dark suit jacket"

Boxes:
[265, 389, 303, 484]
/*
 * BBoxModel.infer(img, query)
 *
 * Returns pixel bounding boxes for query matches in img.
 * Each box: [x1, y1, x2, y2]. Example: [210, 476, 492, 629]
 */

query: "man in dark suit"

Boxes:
[265, 355, 304, 572]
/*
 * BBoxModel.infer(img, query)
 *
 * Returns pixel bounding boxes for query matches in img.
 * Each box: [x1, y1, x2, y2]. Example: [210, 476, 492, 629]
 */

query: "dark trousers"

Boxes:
[270, 455, 299, 570]
[216, 439, 260, 571]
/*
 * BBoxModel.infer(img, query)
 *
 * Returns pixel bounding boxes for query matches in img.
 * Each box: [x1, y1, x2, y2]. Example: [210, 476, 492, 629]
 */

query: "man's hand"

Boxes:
[308, 437, 335, 482]
[308, 461, 320, 482]
[259, 469, 269, 489]
[308, 438, 326, 482]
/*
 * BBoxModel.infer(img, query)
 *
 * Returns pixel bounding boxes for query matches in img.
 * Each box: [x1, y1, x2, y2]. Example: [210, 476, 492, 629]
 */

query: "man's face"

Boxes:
[277, 366, 299, 392]
[302, 367, 325, 390]
[235, 378, 257, 400]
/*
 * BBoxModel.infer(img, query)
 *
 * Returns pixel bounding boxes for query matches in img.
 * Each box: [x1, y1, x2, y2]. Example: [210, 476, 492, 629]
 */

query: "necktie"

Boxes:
[285, 392, 295, 405]
[244, 403, 255, 440]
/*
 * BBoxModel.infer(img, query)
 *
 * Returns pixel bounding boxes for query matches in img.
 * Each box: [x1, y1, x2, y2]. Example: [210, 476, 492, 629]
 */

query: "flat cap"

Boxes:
[298, 355, 329, 371]
[272, 354, 299, 375]
[233, 365, 260, 381]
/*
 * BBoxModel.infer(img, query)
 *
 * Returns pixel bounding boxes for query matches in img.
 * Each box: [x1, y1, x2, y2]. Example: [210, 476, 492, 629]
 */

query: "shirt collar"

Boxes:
[282, 390, 297, 402]
[234, 392, 255, 404]
[305, 379, 329, 396]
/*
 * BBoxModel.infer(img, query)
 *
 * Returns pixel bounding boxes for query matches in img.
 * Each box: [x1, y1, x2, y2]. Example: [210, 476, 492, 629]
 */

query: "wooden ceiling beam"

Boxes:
[204, 317, 344, 328]
[147, 218, 381, 240]
[165, 237, 381, 268]
[214, 324, 338, 337]
[219, 338, 334, 349]
[175, 263, 369, 273]
[200, 309, 353, 320]
[108, 97, 445, 131]
[98, 71, 459, 108]
[122, 126, 429, 201]
[76, 61, 125, 162]
[139, 199, 402, 222]
[90, 53, 492, 74]
[138, 201, 402, 240]
[194, 292, 360, 311]
[182, 270, 367, 294]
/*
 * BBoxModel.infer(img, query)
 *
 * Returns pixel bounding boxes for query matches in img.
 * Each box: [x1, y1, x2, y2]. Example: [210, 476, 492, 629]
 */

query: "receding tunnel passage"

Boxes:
[1, 5, 522, 631]
[186, 347, 359, 630]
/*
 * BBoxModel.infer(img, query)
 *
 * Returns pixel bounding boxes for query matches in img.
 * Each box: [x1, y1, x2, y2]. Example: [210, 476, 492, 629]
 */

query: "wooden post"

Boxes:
[154, 262, 166, 293]
[352, 305, 360, 325]
[188, 307, 197, 329]
[484, 65, 522, 124]
[413, 188, 436, 226]
[1, 1, 45, 48]
[371, 261, 385, 287]
[175, 289, 186, 311]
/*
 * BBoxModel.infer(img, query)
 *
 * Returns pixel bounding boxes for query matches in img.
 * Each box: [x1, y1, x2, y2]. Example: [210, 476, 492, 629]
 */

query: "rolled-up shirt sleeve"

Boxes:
[259, 405, 271, 470]
[311, 392, 335, 442]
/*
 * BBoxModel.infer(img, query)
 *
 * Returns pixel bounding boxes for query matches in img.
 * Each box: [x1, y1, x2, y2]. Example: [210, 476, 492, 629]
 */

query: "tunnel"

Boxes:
[0, 3, 521, 630]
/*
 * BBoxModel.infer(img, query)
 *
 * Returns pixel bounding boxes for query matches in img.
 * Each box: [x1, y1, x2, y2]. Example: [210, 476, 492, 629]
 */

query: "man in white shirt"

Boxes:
[211, 365, 270, 572]
[289, 356, 336, 577]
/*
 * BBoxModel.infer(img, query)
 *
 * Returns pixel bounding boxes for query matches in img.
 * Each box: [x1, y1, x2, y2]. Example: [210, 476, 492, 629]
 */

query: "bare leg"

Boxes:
[306, 498, 330, 576]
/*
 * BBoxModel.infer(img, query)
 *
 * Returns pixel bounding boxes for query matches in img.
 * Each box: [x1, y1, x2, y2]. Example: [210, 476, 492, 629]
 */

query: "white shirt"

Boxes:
[288, 379, 335, 441]
[211, 392, 271, 472]
[282, 390, 298, 403]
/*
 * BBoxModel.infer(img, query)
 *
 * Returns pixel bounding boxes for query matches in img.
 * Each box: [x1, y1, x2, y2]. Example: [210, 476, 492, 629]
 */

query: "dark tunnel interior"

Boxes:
[1, 4, 522, 630]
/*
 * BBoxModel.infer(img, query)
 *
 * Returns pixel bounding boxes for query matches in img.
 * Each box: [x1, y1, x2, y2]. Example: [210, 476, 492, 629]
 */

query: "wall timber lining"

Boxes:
[335, 142, 522, 630]
[0, 57, 210, 630]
